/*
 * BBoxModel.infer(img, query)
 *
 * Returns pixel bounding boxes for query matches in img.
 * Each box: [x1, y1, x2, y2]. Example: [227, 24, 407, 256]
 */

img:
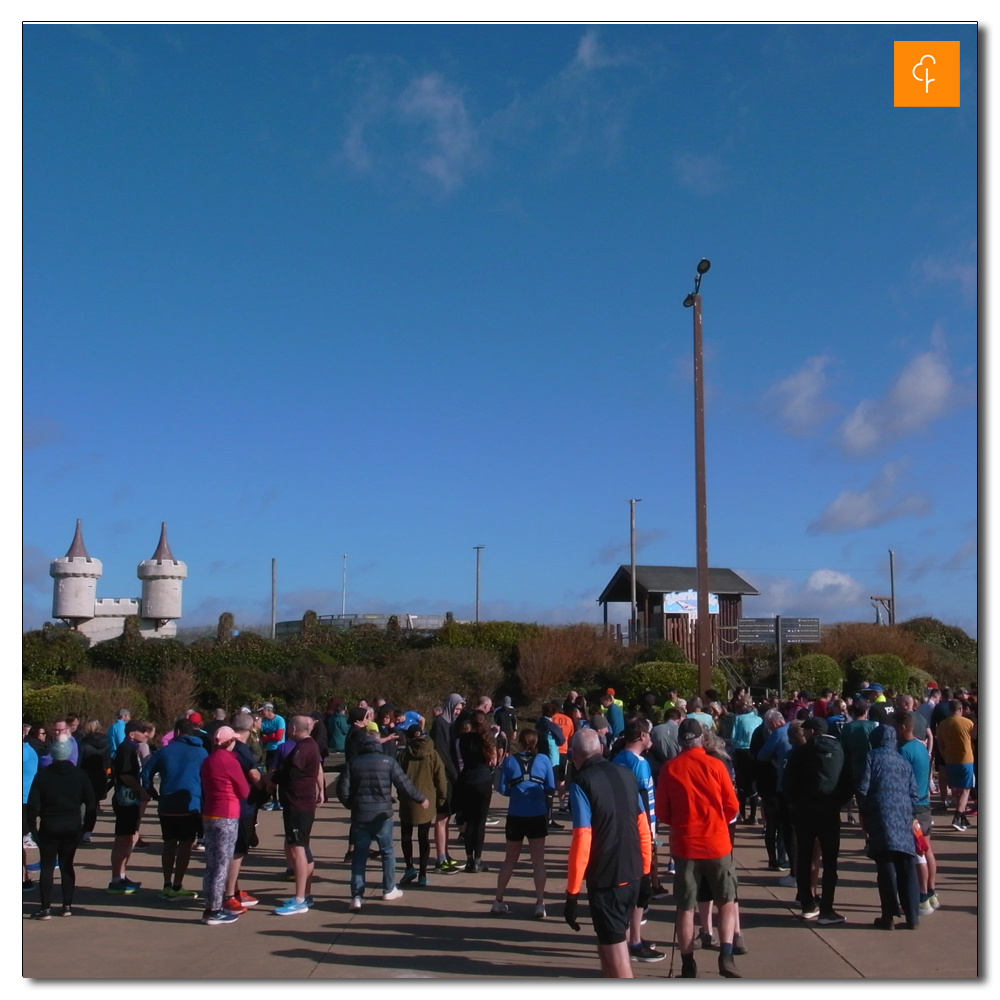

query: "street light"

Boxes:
[683, 258, 712, 699]
[473, 546, 485, 623]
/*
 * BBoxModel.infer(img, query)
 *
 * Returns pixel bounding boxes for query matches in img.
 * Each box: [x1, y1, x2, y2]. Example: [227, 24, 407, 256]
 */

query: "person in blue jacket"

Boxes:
[142, 719, 209, 899]
[492, 729, 556, 919]
[600, 691, 625, 739]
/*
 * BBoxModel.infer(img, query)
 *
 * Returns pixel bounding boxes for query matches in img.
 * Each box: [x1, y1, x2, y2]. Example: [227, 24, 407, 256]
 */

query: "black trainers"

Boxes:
[30, 908, 52, 920]
[817, 910, 845, 925]
[801, 902, 820, 920]
[872, 916, 894, 930]
[59, 905, 73, 917]
[718, 954, 742, 978]
[680, 956, 698, 978]
[630, 943, 665, 963]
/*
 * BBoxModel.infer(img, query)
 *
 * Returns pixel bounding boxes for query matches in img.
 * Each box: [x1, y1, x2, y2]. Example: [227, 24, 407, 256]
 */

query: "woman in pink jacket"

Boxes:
[199, 726, 249, 925]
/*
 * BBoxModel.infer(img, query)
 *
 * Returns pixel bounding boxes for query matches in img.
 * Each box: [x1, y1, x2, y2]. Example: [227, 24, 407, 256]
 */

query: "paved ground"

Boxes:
[23, 782, 978, 980]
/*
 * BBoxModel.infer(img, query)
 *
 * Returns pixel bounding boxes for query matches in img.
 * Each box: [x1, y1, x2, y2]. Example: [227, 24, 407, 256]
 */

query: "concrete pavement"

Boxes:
[23, 790, 978, 979]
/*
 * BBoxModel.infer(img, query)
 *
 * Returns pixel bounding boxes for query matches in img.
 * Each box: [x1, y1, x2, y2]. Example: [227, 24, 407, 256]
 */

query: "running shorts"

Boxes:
[946, 763, 975, 789]
[159, 812, 199, 842]
[505, 814, 547, 842]
[282, 805, 315, 847]
[587, 879, 641, 945]
[112, 802, 141, 837]
[234, 815, 258, 855]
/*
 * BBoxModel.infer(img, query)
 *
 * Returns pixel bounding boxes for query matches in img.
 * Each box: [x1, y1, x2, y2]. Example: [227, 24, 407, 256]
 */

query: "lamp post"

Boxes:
[342, 554, 347, 616]
[474, 546, 485, 623]
[683, 258, 712, 699]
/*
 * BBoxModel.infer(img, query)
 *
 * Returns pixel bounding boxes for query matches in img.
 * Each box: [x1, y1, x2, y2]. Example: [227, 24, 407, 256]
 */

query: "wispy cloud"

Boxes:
[763, 355, 836, 435]
[914, 239, 977, 305]
[673, 151, 727, 195]
[399, 73, 479, 192]
[837, 348, 957, 456]
[942, 535, 977, 571]
[592, 528, 668, 566]
[23, 418, 61, 451]
[23, 546, 51, 593]
[808, 460, 931, 535]
[337, 29, 652, 194]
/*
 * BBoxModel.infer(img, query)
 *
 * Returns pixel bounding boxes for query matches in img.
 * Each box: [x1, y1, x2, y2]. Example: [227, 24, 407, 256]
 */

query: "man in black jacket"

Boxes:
[783, 717, 852, 924]
[337, 733, 427, 911]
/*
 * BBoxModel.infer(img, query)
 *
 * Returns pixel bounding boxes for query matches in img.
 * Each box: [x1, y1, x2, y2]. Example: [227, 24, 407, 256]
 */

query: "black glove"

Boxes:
[563, 893, 581, 931]
[637, 873, 653, 910]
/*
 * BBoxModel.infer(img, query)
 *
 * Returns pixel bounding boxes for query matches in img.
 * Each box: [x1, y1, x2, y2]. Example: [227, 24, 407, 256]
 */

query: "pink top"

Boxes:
[200, 748, 250, 819]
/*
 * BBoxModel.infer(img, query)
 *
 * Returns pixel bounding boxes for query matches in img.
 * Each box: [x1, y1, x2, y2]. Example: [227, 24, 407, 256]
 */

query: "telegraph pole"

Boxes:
[627, 499, 641, 645]
[888, 549, 897, 625]
[684, 258, 713, 699]
[474, 546, 485, 623]
[342, 554, 347, 616]
[270, 558, 276, 640]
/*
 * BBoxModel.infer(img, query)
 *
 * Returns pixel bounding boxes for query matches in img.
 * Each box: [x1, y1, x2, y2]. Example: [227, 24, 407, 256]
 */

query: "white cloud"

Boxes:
[741, 568, 872, 621]
[399, 73, 479, 192]
[763, 355, 836, 435]
[838, 349, 956, 456]
[808, 460, 931, 535]
[673, 151, 727, 195]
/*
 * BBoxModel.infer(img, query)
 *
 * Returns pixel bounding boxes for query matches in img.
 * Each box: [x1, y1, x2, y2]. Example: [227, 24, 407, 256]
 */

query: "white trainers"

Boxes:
[349, 896, 362, 911]
[918, 899, 934, 915]
[22, 835, 37, 850]
[533, 903, 546, 920]
[491, 899, 509, 914]
[383, 887, 404, 901]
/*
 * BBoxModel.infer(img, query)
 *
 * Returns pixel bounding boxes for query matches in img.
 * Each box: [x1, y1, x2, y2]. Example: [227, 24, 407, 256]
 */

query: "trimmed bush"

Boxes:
[846, 654, 912, 693]
[22, 627, 91, 687]
[635, 640, 689, 665]
[905, 666, 938, 694]
[620, 661, 728, 705]
[783, 654, 844, 698]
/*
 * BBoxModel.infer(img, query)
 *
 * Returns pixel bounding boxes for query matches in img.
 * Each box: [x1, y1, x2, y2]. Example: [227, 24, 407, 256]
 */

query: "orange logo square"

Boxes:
[894, 41, 960, 107]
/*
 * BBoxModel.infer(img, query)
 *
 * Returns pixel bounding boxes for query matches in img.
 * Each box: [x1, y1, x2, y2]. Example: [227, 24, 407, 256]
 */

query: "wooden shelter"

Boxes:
[597, 565, 759, 661]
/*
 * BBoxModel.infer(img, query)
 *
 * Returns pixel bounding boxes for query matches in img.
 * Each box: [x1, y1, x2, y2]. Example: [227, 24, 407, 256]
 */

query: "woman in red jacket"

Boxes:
[199, 726, 249, 925]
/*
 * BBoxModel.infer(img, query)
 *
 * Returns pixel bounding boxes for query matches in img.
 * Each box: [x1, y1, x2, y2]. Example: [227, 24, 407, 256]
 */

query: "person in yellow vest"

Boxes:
[607, 689, 625, 713]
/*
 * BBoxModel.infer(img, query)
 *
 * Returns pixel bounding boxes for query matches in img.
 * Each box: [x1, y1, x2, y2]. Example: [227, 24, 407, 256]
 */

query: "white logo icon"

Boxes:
[912, 54, 936, 94]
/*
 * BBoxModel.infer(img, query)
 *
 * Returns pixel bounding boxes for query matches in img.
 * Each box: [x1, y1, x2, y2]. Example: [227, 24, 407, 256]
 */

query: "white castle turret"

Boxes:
[50, 519, 103, 622]
[137, 522, 187, 622]
[47, 519, 186, 644]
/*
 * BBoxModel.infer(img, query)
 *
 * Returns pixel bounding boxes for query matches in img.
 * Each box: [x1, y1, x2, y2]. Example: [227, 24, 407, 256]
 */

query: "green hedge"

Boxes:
[22, 684, 149, 727]
[782, 654, 844, 697]
[620, 661, 728, 704]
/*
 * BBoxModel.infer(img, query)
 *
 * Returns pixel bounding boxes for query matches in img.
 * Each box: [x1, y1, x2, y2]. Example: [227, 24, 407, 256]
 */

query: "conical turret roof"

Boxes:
[65, 519, 90, 559]
[150, 522, 176, 563]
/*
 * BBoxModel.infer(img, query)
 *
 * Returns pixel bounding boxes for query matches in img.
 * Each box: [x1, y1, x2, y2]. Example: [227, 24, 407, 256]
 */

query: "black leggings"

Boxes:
[38, 829, 80, 909]
[400, 821, 432, 873]
[733, 750, 757, 820]
[457, 779, 494, 859]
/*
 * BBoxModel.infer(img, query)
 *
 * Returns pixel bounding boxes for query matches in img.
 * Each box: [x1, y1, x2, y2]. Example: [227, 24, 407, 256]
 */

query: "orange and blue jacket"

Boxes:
[566, 753, 652, 894]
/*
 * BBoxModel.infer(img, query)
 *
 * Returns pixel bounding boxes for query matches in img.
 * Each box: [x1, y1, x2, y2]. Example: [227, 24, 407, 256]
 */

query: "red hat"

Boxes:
[189, 712, 203, 726]
[607, 688, 616, 697]
[926, 682, 939, 690]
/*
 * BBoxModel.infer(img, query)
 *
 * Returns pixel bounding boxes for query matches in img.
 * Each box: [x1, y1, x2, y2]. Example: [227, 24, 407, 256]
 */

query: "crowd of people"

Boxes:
[22, 679, 977, 978]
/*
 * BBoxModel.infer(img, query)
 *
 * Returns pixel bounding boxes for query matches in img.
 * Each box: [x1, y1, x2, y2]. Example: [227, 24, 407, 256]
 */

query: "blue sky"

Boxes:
[22, 23, 978, 636]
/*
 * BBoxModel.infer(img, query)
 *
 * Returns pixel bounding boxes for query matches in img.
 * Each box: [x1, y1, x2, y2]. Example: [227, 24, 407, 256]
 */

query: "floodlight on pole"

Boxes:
[683, 257, 713, 699]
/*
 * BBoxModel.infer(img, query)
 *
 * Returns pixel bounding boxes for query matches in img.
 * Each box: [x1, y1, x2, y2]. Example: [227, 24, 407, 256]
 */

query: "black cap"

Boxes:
[803, 717, 828, 734]
[677, 718, 705, 746]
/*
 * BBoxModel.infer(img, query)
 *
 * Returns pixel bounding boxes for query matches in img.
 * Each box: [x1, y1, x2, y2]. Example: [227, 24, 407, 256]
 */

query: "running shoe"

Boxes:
[533, 903, 547, 920]
[416, 875, 429, 887]
[223, 897, 248, 914]
[201, 909, 239, 925]
[951, 817, 967, 831]
[630, 943, 666, 963]
[547, 820, 565, 830]
[872, 916, 894, 930]
[817, 911, 845, 925]
[273, 899, 309, 916]
[400, 868, 418, 885]
[918, 898, 935, 916]
[280, 895, 314, 907]
[79, 832, 92, 844]
[59, 905, 73, 917]
[767, 862, 790, 872]
[436, 859, 462, 874]
[30, 908, 52, 921]
[262, 802, 277, 811]
[929, 893, 941, 910]
[238, 891, 259, 906]
[490, 899, 510, 914]
[23, 879, 34, 893]
[107, 878, 139, 895]
[349, 896, 363, 911]
[22, 834, 37, 850]
[801, 903, 821, 920]
[26, 861, 55, 873]
[383, 888, 404, 901]
[485, 819, 500, 826]
[282, 869, 297, 881]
